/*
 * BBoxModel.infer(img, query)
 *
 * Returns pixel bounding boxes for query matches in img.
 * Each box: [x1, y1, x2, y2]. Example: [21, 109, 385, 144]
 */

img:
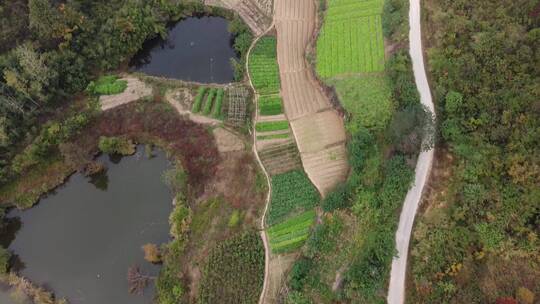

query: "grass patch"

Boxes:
[87, 75, 128, 95]
[329, 74, 393, 132]
[267, 170, 320, 225]
[259, 95, 283, 116]
[255, 120, 289, 133]
[268, 210, 316, 254]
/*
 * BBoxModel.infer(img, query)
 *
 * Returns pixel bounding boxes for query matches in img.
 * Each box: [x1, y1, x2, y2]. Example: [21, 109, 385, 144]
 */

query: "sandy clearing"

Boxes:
[387, 0, 436, 303]
[274, 0, 349, 195]
[99, 77, 152, 111]
[212, 127, 245, 153]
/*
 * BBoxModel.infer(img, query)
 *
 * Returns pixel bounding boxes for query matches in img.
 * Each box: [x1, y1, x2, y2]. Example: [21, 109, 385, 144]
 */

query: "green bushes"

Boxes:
[192, 87, 207, 113]
[212, 89, 224, 118]
[268, 210, 316, 253]
[97, 136, 135, 155]
[255, 120, 289, 133]
[11, 111, 92, 173]
[86, 75, 127, 95]
[259, 95, 283, 116]
[329, 74, 393, 132]
[198, 232, 264, 304]
[267, 170, 320, 225]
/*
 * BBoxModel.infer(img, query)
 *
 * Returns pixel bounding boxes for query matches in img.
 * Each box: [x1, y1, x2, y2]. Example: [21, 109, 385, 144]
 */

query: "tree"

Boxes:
[4, 44, 54, 101]
[127, 265, 153, 295]
[28, 0, 63, 41]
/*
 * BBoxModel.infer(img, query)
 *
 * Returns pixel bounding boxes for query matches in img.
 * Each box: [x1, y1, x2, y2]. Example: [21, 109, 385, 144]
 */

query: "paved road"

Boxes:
[387, 0, 436, 303]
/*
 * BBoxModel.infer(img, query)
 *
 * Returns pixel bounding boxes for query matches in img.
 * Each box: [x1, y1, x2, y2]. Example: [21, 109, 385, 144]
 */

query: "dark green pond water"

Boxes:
[130, 16, 238, 83]
[1, 146, 173, 304]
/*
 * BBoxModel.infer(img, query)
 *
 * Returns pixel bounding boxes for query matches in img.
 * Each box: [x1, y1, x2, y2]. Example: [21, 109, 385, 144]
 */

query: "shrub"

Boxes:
[0, 247, 10, 274]
[162, 165, 188, 194]
[142, 243, 161, 264]
[198, 232, 264, 303]
[289, 257, 313, 291]
[86, 75, 127, 95]
[228, 210, 241, 228]
[97, 136, 135, 155]
[321, 183, 352, 212]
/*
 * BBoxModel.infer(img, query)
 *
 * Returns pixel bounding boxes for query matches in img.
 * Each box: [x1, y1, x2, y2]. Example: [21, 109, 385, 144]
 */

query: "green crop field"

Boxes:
[267, 170, 320, 225]
[268, 210, 316, 254]
[212, 89, 224, 118]
[259, 95, 283, 116]
[317, 0, 385, 78]
[192, 87, 207, 113]
[249, 37, 281, 95]
[255, 120, 289, 133]
[202, 88, 217, 115]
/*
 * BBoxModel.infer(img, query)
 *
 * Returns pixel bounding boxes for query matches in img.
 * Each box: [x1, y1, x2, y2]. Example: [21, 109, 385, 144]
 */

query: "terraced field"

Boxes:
[206, 0, 272, 35]
[316, 0, 385, 78]
[274, 0, 349, 195]
[268, 210, 316, 253]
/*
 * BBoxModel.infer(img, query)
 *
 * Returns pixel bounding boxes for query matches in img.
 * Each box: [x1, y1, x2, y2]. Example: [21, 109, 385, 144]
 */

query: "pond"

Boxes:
[130, 16, 238, 84]
[0, 146, 173, 304]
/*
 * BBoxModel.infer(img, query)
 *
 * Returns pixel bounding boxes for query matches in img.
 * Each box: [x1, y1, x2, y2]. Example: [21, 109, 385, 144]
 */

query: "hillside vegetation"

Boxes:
[409, 1, 540, 303]
[282, 0, 429, 302]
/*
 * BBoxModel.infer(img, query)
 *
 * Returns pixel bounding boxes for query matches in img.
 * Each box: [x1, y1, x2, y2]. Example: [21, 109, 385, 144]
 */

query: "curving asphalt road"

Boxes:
[387, 0, 436, 303]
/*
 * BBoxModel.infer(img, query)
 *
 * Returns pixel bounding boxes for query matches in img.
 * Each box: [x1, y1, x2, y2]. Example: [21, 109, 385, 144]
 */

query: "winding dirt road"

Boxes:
[387, 0, 436, 303]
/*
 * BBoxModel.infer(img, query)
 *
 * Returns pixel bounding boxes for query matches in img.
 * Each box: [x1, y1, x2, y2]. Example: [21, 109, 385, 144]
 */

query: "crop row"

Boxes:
[259, 95, 283, 116]
[255, 120, 289, 133]
[268, 210, 315, 254]
[192, 87, 225, 119]
[267, 170, 320, 225]
[316, 0, 385, 78]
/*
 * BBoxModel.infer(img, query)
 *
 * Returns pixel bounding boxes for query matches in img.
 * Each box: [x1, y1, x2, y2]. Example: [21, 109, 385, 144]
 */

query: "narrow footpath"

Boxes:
[387, 0, 436, 303]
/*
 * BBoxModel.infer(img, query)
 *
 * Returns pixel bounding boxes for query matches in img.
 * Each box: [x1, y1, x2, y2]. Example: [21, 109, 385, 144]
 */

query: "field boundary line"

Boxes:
[244, 21, 277, 304]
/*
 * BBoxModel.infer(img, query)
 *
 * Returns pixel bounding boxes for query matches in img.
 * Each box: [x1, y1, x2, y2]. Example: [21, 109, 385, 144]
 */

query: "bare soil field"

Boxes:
[205, 0, 272, 36]
[274, 0, 348, 195]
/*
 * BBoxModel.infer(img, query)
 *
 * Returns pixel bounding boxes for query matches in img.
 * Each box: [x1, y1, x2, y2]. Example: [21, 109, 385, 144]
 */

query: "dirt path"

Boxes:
[274, 0, 348, 196]
[387, 0, 436, 303]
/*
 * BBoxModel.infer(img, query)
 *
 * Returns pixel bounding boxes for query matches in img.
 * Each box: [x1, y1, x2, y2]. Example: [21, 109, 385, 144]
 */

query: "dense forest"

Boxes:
[409, 0, 540, 303]
[0, 0, 251, 187]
